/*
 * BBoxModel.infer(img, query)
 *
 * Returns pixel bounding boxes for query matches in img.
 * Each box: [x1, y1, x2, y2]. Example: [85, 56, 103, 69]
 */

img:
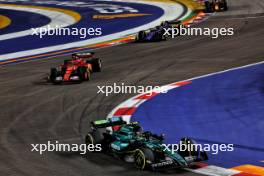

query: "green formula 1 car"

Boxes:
[85, 117, 208, 170]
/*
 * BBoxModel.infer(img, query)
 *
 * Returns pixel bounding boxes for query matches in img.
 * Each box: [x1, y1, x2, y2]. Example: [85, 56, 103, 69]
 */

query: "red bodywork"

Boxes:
[60, 55, 92, 81]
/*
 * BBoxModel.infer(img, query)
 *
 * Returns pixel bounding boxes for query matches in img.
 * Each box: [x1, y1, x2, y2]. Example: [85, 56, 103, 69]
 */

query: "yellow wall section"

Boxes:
[0, 15, 11, 29]
[142, 0, 204, 10]
[174, 0, 204, 11]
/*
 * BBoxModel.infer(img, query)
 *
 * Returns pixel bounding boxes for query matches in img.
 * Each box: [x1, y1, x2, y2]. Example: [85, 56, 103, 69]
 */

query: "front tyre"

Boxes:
[49, 68, 61, 84]
[49, 68, 57, 82]
[134, 148, 155, 170]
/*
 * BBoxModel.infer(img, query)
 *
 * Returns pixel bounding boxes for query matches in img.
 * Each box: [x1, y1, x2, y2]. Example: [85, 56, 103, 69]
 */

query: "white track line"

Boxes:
[0, 0, 191, 61]
[182, 59, 264, 82]
[0, 5, 77, 41]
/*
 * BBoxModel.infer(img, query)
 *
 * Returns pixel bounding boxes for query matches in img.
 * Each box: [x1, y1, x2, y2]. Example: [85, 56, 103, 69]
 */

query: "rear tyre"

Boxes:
[92, 58, 102, 72]
[204, 1, 212, 13]
[85, 129, 105, 145]
[92, 129, 105, 144]
[77, 67, 90, 82]
[134, 148, 155, 170]
[85, 130, 105, 152]
[86, 58, 102, 72]
[223, 1, 228, 11]
[137, 31, 146, 42]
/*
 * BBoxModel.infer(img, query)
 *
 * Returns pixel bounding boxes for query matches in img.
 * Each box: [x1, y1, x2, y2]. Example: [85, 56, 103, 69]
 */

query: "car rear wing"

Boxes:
[72, 52, 95, 59]
[90, 117, 126, 129]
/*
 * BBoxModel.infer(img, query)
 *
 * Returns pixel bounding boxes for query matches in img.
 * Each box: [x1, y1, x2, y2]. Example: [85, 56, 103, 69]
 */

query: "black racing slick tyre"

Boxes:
[179, 137, 208, 161]
[223, 1, 228, 11]
[137, 31, 146, 42]
[49, 68, 60, 84]
[179, 137, 199, 157]
[92, 58, 102, 72]
[93, 129, 105, 144]
[77, 67, 90, 82]
[50, 68, 57, 81]
[134, 148, 155, 170]
[85, 130, 104, 152]
[86, 129, 105, 145]
[204, 1, 212, 13]
[86, 58, 102, 72]
[85, 133, 95, 145]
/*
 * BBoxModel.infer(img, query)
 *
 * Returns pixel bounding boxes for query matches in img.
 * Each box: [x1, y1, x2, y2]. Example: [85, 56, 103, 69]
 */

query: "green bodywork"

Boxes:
[90, 118, 207, 168]
[111, 124, 188, 166]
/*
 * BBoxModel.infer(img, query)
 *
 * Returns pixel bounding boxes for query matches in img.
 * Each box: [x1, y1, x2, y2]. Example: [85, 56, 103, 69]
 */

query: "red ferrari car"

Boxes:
[48, 52, 102, 84]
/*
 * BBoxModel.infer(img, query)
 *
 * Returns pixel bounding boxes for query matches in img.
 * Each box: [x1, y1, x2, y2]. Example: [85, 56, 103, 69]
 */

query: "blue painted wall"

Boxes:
[132, 63, 264, 168]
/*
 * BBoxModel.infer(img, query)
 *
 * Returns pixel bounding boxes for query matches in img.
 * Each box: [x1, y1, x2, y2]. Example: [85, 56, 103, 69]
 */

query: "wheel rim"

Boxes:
[86, 133, 94, 145]
[135, 150, 145, 170]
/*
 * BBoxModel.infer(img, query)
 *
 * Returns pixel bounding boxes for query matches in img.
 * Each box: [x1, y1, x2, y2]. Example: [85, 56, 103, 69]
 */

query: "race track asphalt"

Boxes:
[0, 0, 263, 175]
